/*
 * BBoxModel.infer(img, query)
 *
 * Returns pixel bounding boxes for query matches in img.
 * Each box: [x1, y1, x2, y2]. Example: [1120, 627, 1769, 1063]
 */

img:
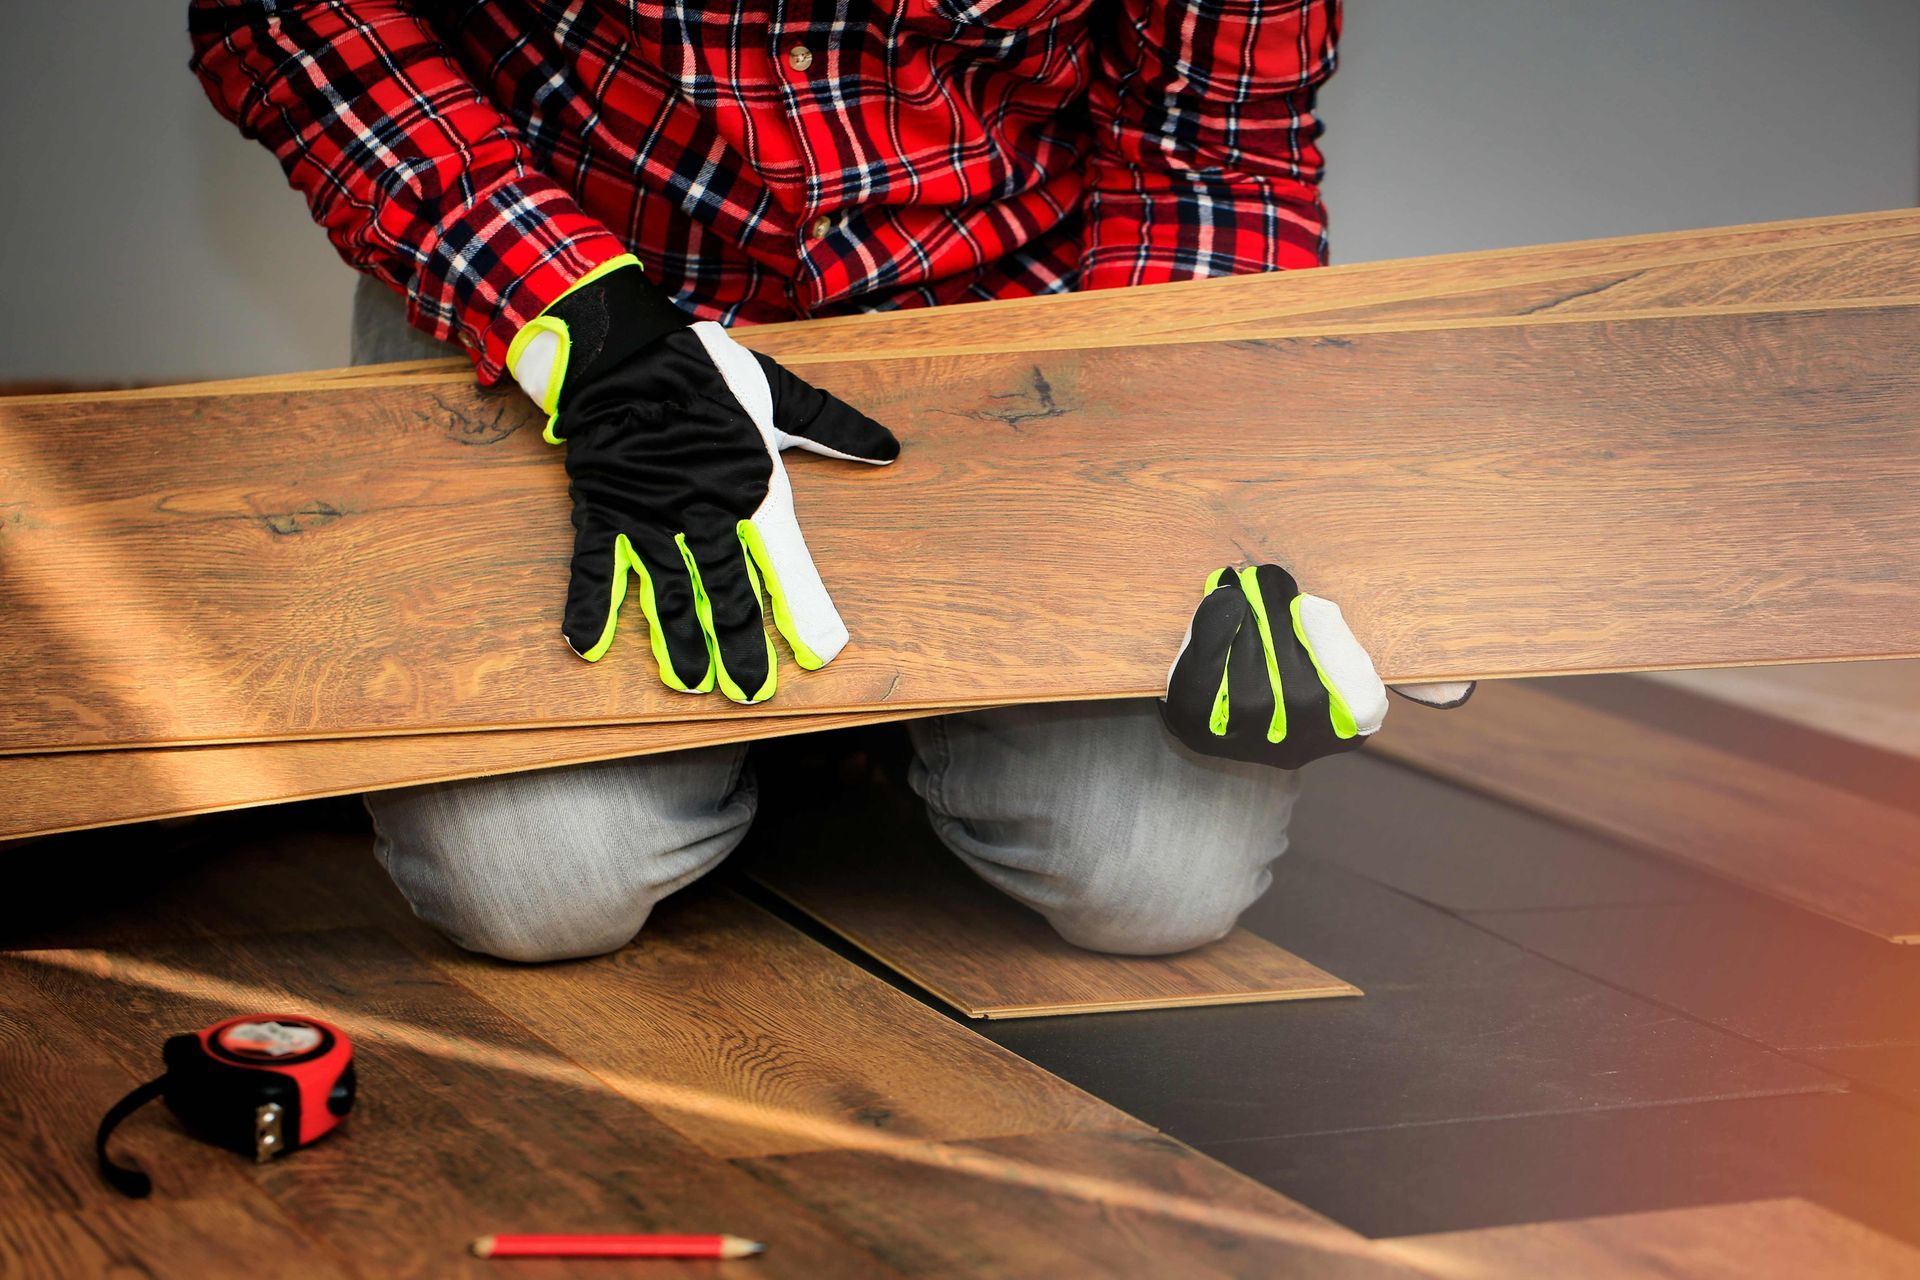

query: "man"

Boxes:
[191, 0, 1460, 964]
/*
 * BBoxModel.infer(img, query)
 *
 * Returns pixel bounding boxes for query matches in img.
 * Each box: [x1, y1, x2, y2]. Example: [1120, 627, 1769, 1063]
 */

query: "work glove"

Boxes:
[508, 257, 900, 704]
[1159, 564, 1474, 769]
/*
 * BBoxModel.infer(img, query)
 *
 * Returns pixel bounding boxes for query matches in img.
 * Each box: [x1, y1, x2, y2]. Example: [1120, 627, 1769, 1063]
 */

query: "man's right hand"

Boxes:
[507, 258, 900, 705]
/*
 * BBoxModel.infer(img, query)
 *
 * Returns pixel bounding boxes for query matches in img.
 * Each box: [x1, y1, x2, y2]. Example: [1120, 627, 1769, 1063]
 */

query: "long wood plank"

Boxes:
[5, 304, 1916, 756]
[7, 210, 1919, 837]
[745, 786, 1358, 1018]
[0, 708, 943, 840]
[1380, 1198, 1920, 1279]
[1370, 681, 1920, 943]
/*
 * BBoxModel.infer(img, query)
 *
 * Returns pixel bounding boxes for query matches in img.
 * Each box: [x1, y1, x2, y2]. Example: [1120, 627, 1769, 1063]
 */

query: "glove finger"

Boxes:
[1287, 587, 1389, 737]
[753, 350, 901, 465]
[740, 492, 849, 671]
[623, 524, 717, 693]
[561, 518, 630, 664]
[1223, 581, 1280, 745]
[1161, 568, 1245, 746]
[681, 514, 776, 704]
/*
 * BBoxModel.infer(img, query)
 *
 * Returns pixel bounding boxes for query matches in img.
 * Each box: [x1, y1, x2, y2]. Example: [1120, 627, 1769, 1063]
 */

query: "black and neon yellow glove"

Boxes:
[508, 257, 900, 704]
[1160, 564, 1392, 768]
[1161, 565, 1477, 767]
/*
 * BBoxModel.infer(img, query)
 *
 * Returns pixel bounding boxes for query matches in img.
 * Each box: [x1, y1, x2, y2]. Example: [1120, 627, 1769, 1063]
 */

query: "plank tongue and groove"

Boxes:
[1371, 680, 1920, 943]
[4, 304, 1917, 755]
[743, 785, 1358, 1018]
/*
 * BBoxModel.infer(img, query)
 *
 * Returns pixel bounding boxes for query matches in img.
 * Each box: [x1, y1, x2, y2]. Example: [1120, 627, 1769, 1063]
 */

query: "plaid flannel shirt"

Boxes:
[190, 0, 1339, 384]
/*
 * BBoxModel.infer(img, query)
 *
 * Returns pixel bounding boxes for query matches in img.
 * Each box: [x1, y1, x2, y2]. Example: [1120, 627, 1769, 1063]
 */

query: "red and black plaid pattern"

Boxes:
[191, 1, 1339, 384]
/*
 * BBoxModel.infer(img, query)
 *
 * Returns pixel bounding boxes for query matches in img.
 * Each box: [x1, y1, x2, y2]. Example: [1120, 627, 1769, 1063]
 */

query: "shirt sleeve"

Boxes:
[1081, 0, 1340, 289]
[188, 0, 629, 383]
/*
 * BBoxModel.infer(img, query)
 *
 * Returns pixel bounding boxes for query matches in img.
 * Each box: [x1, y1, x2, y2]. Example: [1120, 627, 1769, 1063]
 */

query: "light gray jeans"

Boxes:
[352, 278, 1301, 962]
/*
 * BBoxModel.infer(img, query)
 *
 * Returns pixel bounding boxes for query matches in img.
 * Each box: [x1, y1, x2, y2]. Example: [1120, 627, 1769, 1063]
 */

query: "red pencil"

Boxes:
[470, 1234, 765, 1260]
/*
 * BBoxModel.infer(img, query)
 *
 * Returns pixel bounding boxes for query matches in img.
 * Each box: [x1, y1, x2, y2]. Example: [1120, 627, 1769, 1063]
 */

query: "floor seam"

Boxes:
[1192, 1083, 1852, 1147]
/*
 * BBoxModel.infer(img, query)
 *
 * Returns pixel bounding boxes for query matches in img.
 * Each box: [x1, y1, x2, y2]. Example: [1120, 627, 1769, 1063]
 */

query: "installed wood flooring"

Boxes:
[0, 814, 1415, 1279]
[9, 735, 1920, 1276]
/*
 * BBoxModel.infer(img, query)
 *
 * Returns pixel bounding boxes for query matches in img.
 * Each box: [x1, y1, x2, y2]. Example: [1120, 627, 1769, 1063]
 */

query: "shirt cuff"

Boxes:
[399, 172, 630, 385]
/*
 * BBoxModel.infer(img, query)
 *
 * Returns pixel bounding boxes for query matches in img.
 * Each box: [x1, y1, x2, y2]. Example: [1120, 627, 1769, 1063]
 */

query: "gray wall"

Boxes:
[2, 1, 1916, 383]
[1319, 0, 1920, 262]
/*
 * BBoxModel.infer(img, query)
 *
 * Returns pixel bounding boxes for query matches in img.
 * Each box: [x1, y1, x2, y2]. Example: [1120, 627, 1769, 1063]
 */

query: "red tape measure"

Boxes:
[96, 1014, 356, 1197]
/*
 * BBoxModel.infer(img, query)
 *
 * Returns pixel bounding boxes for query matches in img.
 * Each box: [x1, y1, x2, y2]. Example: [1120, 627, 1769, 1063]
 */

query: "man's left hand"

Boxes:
[1159, 564, 1474, 769]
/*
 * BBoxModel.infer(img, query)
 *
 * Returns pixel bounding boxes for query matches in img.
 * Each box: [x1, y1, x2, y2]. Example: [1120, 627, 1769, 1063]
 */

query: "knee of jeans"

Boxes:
[1045, 885, 1251, 957]
[1037, 825, 1282, 958]
[369, 761, 753, 964]
[437, 885, 657, 964]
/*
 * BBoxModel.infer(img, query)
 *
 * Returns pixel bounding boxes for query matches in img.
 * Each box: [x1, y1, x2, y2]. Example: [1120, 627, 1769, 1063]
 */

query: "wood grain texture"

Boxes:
[6, 208, 1918, 837]
[422, 888, 1143, 1158]
[745, 788, 1358, 1018]
[1381, 1198, 1920, 1280]
[8, 924, 910, 1280]
[0, 1199, 361, 1280]
[5, 305, 1916, 756]
[737, 1128, 1424, 1279]
[1371, 681, 1920, 943]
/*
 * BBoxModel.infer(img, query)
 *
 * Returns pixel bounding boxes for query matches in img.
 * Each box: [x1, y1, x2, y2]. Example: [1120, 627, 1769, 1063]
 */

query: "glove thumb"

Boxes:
[752, 350, 900, 465]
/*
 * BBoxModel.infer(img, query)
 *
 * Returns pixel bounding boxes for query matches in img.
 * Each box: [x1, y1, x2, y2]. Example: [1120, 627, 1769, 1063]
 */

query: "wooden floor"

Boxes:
[9, 688, 1920, 1277]
[0, 811, 1415, 1279]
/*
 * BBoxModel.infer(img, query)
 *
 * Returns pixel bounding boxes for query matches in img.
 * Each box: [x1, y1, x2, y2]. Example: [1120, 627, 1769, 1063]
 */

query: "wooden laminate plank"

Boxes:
[0, 708, 944, 841]
[1370, 682, 1920, 943]
[737, 1128, 1424, 1279]
[4, 305, 1915, 756]
[744, 786, 1358, 1018]
[7, 923, 908, 1280]
[7, 211, 1919, 838]
[418, 888, 1144, 1158]
[1381, 1198, 1920, 1280]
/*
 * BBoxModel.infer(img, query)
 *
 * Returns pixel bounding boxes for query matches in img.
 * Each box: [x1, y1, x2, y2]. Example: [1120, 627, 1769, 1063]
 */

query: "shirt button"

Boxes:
[787, 45, 814, 71]
[808, 215, 833, 239]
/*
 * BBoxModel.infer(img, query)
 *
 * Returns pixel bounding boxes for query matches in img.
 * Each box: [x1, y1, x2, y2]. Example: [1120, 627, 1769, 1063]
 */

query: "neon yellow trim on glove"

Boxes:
[576, 532, 717, 695]
[1289, 595, 1359, 740]
[505, 253, 643, 445]
[1235, 566, 1289, 744]
[738, 519, 829, 671]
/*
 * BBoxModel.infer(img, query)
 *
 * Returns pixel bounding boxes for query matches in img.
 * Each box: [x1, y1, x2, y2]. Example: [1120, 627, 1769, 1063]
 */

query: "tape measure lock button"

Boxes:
[96, 1014, 355, 1198]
